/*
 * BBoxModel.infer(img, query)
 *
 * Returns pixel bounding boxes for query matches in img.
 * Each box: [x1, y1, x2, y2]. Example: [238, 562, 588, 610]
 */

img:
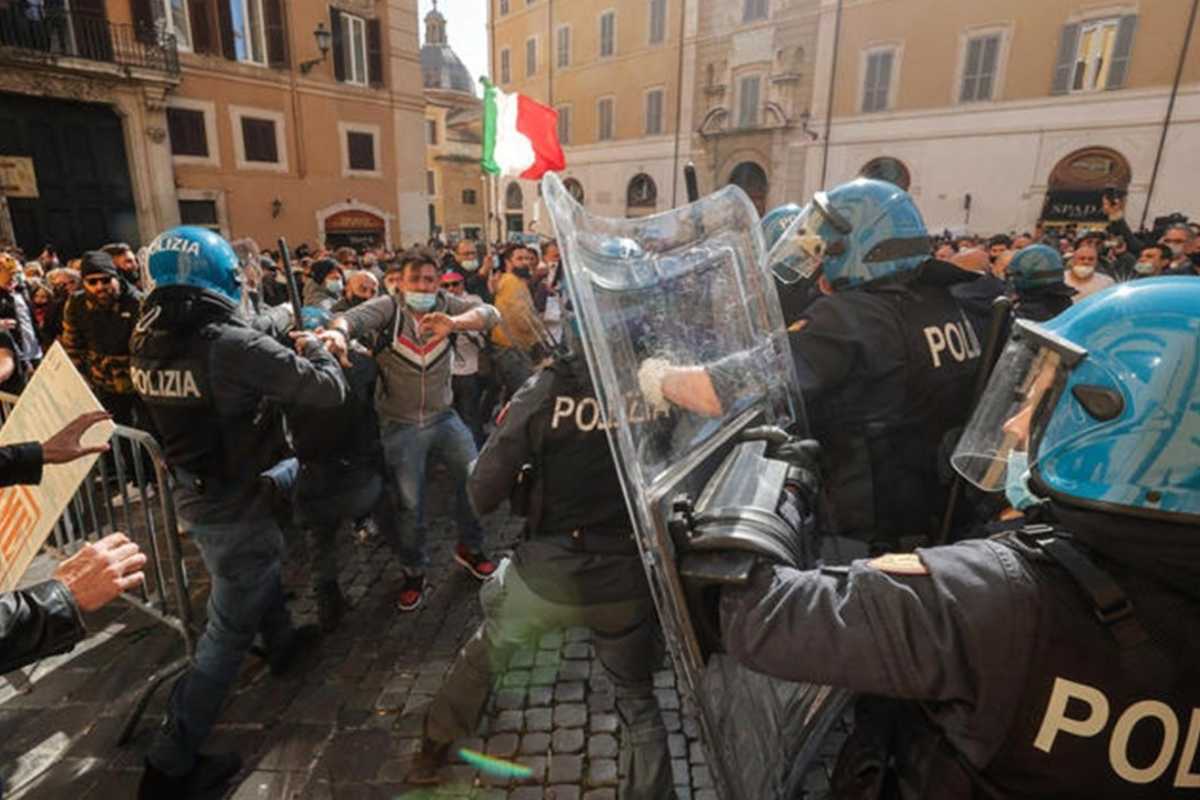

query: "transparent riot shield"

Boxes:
[543, 174, 849, 800]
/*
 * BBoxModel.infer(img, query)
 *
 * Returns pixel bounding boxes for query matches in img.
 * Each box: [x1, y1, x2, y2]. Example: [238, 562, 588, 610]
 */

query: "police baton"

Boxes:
[277, 237, 304, 330]
[936, 295, 1013, 545]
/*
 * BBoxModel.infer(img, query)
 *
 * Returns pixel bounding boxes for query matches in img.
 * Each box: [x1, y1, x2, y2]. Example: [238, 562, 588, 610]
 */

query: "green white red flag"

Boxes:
[481, 78, 566, 180]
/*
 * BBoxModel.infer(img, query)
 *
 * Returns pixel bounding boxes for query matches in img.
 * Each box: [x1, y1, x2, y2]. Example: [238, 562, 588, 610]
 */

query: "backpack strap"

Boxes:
[1014, 524, 1149, 651]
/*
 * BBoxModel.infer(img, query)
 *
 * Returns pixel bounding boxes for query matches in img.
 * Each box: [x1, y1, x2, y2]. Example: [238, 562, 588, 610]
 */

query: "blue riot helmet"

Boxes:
[145, 226, 242, 306]
[300, 306, 332, 331]
[952, 278, 1200, 522]
[770, 178, 930, 290]
[1008, 244, 1066, 292]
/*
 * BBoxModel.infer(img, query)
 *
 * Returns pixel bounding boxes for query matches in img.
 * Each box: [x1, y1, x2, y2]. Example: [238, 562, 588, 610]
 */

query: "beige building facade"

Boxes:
[1, 0, 427, 256]
[805, 0, 1200, 233]
[489, 0, 697, 233]
[689, 0, 822, 214]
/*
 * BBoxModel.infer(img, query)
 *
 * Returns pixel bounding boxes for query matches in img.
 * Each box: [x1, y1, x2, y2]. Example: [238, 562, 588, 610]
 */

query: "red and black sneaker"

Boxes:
[397, 572, 427, 613]
[453, 545, 497, 581]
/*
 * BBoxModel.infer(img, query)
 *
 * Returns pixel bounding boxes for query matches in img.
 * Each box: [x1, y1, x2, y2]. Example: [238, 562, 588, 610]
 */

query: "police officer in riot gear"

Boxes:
[132, 226, 348, 798]
[645, 179, 985, 552]
[410, 317, 674, 799]
[708, 278, 1200, 799]
[762, 203, 823, 329]
[1008, 243, 1076, 322]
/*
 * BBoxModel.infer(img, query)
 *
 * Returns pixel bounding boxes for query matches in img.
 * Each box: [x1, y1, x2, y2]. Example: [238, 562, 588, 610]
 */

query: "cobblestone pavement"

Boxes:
[0, 478, 715, 799]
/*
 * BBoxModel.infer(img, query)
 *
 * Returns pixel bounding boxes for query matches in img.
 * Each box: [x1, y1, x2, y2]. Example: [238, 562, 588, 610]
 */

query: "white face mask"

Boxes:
[1135, 261, 1156, 275]
[1071, 264, 1095, 280]
[1165, 242, 1185, 257]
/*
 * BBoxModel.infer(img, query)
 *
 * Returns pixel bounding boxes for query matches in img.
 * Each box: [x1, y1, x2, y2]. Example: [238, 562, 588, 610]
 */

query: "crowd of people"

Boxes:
[0, 181, 1196, 799]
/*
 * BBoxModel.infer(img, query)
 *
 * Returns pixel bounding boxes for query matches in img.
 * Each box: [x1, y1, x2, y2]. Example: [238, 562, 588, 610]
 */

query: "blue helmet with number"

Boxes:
[145, 226, 242, 305]
[953, 278, 1200, 523]
[1008, 244, 1066, 292]
[770, 178, 929, 290]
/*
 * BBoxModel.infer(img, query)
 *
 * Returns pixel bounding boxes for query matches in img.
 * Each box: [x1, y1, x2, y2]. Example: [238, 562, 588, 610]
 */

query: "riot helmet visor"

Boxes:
[951, 319, 1085, 491]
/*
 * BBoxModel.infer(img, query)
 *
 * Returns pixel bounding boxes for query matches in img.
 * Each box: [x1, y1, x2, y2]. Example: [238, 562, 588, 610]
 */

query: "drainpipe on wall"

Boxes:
[819, 0, 843, 189]
[1140, 0, 1198, 229]
[670, 0, 688, 206]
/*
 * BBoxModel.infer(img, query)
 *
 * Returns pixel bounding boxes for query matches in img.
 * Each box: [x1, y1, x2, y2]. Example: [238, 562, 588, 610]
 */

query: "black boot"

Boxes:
[268, 624, 322, 677]
[138, 752, 242, 799]
[315, 581, 346, 633]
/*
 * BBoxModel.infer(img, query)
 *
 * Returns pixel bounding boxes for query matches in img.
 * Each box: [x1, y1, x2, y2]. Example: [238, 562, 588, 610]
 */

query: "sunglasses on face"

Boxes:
[84, 277, 112, 287]
[443, 281, 463, 288]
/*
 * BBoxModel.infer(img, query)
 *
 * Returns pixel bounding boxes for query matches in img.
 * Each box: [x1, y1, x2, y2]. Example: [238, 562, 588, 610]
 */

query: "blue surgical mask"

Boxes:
[325, 279, 343, 295]
[461, 259, 479, 272]
[405, 291, 437, 312]
[1005, 450, 1046, 511]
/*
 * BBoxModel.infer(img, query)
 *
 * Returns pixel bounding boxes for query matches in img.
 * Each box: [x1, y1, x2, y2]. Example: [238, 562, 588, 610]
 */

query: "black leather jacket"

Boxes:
[0, 580, 86, 674]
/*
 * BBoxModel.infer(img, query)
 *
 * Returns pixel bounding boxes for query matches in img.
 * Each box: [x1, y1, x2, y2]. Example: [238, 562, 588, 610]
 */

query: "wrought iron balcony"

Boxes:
[0, 7, 179, 77]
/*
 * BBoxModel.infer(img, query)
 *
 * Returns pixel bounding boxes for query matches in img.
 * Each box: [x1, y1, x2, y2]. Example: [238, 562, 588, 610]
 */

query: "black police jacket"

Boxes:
[720, 504, 1200, 799]
[285, 348, 382, 466]
[791, 262, 984, 540]
[130, 287, 347, 500]
[469, 354, 645, 604]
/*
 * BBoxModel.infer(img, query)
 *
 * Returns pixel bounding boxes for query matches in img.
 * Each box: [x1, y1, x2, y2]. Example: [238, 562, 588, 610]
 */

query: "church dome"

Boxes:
[421, 2, 476, 96]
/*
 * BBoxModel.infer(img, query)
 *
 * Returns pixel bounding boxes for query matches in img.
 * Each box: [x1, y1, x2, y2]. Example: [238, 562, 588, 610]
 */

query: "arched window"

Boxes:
[728, 161, 769, 215]
[505, 182, 524, 210]
[859, 157, 911, 190]
[627, 173, 657, 209]
[563, 178, 585, 205]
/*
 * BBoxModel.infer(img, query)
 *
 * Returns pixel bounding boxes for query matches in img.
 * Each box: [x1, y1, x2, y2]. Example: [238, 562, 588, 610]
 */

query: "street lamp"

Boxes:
[300, 23, 333, 74]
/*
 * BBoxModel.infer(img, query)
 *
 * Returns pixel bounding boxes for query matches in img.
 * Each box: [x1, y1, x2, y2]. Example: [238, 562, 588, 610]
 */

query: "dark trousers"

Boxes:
[424, 558, 673, 799]
[451, 373, 485, 447]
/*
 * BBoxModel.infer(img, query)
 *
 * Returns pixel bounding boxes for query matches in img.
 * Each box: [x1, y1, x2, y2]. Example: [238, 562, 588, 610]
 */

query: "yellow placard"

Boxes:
[0, 157, 38, 199]
[0, 342, 114, 591]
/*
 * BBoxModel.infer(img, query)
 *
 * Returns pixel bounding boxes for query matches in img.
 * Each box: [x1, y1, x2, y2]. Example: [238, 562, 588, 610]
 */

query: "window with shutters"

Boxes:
[645, 88, 664, 135]
[649, 0, 666, 44]
[230, 105, 286, 170]
[1072, 19, 1126, 92]
[861, 48, 896, 113]
[959, 33, 1000, 103]
[155, 0, 192, 50]
[526, 36, 537, 76]
[230, 0, 268, 64]
[179, 200, 219, 231]
[463, 189, 477, 205]
[597, 97, 615, 141]
[427, 170, 436, 196]
[599, 10, 615, 58]
[742, 0, 767, 23]
[167, 107, 208, 157]
[500, 48, 511, 83]
[557, 105, 572, 145]
[499, 0, 508, 15]
[347, 132, 375, 171]
[241, 117, 277, 162]
[737, 75, 760, 127]
[557, 25, 570, 68]
[426, 120, 438, 145]
[339, 12, 368, 85]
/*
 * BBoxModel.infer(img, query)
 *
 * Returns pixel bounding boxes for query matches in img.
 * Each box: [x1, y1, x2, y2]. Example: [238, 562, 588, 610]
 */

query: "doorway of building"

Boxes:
[1, 92, 137, 258]
[728, 162, 769, 216]
[1041, 147, 1131, 231]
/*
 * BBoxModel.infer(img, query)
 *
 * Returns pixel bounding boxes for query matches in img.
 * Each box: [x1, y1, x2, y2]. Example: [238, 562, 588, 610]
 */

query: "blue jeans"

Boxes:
[381, 410, 484, 569]
[148, 483, 296, 776]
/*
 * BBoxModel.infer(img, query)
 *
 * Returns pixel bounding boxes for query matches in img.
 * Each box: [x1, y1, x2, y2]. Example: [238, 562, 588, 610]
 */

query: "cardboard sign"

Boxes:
[0, 343, 114, 592]
[0, 157, 38, 199]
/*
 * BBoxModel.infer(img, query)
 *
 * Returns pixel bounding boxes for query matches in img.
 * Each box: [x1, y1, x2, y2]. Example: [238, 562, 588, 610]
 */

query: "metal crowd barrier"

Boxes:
[0, 392, 197, 745]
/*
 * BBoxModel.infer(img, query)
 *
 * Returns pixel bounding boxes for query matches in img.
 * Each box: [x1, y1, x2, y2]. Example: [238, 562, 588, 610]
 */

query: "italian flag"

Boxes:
[481, 79, 566, 180]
